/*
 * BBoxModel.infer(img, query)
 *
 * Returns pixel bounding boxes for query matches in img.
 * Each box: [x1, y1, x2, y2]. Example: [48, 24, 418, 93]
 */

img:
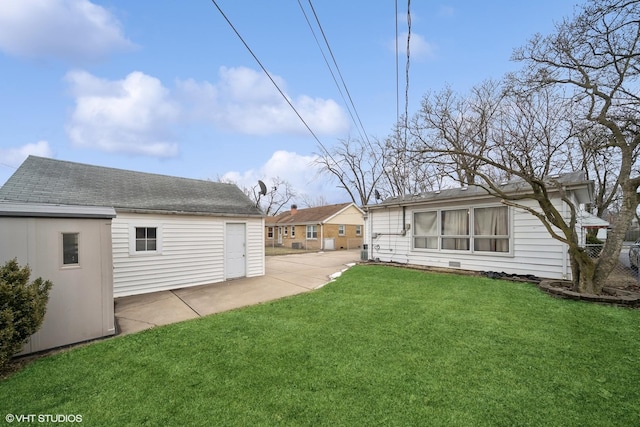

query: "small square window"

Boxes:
[135, 227, 157, 252]
[62, 233, 79, 265]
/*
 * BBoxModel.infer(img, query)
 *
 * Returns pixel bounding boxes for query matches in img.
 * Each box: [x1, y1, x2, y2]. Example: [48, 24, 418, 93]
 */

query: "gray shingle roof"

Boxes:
[0, 156, 263, 217]
[369, 171, 591, 208]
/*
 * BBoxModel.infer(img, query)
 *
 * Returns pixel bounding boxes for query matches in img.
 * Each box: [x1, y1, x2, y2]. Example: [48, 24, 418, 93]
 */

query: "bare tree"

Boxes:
[409, 80, 507, 186]
[299, 193, 330, 208]
[315, 137, 386, 206]
[380, 122, 444, 197]
[409, 0, 640, 294]
[219, 176, 296, 216]
[509, 0, 640, 293]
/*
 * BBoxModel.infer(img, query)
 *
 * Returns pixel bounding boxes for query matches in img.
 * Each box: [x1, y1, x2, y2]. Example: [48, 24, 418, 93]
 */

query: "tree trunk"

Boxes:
[568, 246, 598, 294]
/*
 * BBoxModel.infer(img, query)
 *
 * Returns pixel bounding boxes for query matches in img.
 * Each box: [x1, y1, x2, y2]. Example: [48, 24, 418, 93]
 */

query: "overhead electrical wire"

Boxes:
[297, 0, 368, 145]
[303, 0, 373, 147]
[208, 0, 352, 192]
[405, 0, 411, 134]
[208, 0, 332, 156]
[395, 0, 399, 122]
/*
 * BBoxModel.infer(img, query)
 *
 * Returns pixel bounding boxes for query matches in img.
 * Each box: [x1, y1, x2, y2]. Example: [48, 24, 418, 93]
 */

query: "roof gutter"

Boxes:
[115, 207, 265, 218]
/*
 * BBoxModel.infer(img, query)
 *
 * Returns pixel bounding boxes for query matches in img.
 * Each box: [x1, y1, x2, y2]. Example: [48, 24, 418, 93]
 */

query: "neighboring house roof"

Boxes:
[0, 156, 263, 217]
[266, 202, 360, 225]
[579, 211, 610, 229]
[367, 171, 593, 209]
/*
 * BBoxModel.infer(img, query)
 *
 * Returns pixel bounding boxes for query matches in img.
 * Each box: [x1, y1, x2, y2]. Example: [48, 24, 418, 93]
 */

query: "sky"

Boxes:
[0, 0, 579, 205]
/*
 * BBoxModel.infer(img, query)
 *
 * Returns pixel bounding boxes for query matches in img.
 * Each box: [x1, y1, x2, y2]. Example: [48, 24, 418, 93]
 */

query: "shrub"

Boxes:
[586, 233, 604, 245]
[0, 259, 52, 370]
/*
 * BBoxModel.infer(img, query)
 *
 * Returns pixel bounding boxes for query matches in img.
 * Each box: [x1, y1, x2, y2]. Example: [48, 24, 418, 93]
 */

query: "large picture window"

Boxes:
[413, 206, 509, 253]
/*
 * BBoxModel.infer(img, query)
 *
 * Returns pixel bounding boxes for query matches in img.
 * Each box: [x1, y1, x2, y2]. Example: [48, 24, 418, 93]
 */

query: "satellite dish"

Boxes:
[258, 180, 267, 196]
[374, 189, 381, 200]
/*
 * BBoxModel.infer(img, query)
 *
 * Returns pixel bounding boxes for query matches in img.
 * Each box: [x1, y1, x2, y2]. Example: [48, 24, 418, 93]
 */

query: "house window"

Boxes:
[473, 206, 509, 252]
[291, 226, 296, 238]
[62, 233, 79, 265]
[441, 209, 470, 250]
[284, 226, 288, 237]
[136, 227, 157, 252]
[267, 227, 274, 239]
[306, 225, 317, 239]
[338, 225, 345, 236]
[356, 225, 362, 236]
[414, 212, 438, 249]
[413, 206, 509, 253]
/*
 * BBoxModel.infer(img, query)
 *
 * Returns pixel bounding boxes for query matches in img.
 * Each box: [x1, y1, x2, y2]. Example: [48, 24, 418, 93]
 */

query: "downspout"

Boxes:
[562, 199, 568, 279]
[402, 206, 406, 235]
[320, 222, 324, 250]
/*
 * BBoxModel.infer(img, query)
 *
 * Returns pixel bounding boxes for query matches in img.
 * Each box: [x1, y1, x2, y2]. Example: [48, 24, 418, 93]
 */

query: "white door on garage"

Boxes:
[226, 223, 246, 279]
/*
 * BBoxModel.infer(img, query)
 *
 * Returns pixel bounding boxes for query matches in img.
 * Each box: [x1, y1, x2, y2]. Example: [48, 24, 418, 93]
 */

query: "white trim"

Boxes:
[128, 223, 163, 256]
[412, 204, 513, 257]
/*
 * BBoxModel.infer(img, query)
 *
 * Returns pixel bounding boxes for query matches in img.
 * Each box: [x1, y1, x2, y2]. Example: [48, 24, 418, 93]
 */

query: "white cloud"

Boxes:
[389, 32, 436, 61]
[65, 70, 180, 157]
[177, 66, 349, 136]
[221, 150, 347, 204]
[439, 6, 455, 17]
[0, 140, 54, 167]
[0, 0, 135, 62]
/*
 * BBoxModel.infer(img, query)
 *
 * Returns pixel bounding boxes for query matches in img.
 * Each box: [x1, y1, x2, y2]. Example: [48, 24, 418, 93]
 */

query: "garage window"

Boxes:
[130, 225, 162, 255]
[136, 227, 157, 251]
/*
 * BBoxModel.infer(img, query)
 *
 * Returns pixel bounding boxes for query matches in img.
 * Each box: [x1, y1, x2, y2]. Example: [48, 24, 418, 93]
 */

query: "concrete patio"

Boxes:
[114, 250, 360, 335]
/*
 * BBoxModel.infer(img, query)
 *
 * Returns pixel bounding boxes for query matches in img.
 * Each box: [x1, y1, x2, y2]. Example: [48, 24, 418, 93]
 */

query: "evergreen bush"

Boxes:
[0, 259, 52, 370]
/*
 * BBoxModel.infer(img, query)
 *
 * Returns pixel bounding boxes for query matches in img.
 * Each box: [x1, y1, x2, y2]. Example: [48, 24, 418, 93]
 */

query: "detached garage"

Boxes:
[0, 202, 116, 355]
[0, 156, 266, 300]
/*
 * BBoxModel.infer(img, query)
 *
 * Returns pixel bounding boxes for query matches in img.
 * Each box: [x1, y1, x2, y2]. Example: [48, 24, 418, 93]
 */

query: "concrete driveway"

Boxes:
[114, 250, 360, 335]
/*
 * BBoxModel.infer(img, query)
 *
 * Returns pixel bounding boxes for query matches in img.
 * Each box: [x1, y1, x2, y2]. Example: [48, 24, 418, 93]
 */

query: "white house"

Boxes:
[364, 172, 595, 281]
[0, 156, 265, 353]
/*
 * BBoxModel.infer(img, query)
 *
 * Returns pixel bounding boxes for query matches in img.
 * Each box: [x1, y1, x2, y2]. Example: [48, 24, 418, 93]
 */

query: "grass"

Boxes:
[1, 265, 639, 426]
[265, 246, 319, 256]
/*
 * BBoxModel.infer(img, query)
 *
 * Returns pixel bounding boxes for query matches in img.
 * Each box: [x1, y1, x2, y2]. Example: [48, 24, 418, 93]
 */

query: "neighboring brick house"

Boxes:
[265, 203, 365, 250]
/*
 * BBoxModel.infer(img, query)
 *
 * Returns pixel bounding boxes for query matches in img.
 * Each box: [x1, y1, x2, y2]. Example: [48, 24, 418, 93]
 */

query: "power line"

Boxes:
[305, 0, 373, 147]
[395, 0, 399, 122]
[405, 0, 411, 133]
[297, 0, 367, 145]
[208, 0, 331, 155]
[0, 162, 16, 170]
[208, 0, 349, 187]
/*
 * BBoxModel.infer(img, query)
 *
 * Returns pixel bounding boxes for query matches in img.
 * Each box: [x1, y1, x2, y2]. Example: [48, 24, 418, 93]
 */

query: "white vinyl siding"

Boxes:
[368, 198, 571, 280]
[112, 213, 264, 297]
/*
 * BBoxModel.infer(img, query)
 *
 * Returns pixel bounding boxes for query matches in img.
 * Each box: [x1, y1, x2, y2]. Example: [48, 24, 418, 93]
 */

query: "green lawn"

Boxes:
[2, 265, 639, 426]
